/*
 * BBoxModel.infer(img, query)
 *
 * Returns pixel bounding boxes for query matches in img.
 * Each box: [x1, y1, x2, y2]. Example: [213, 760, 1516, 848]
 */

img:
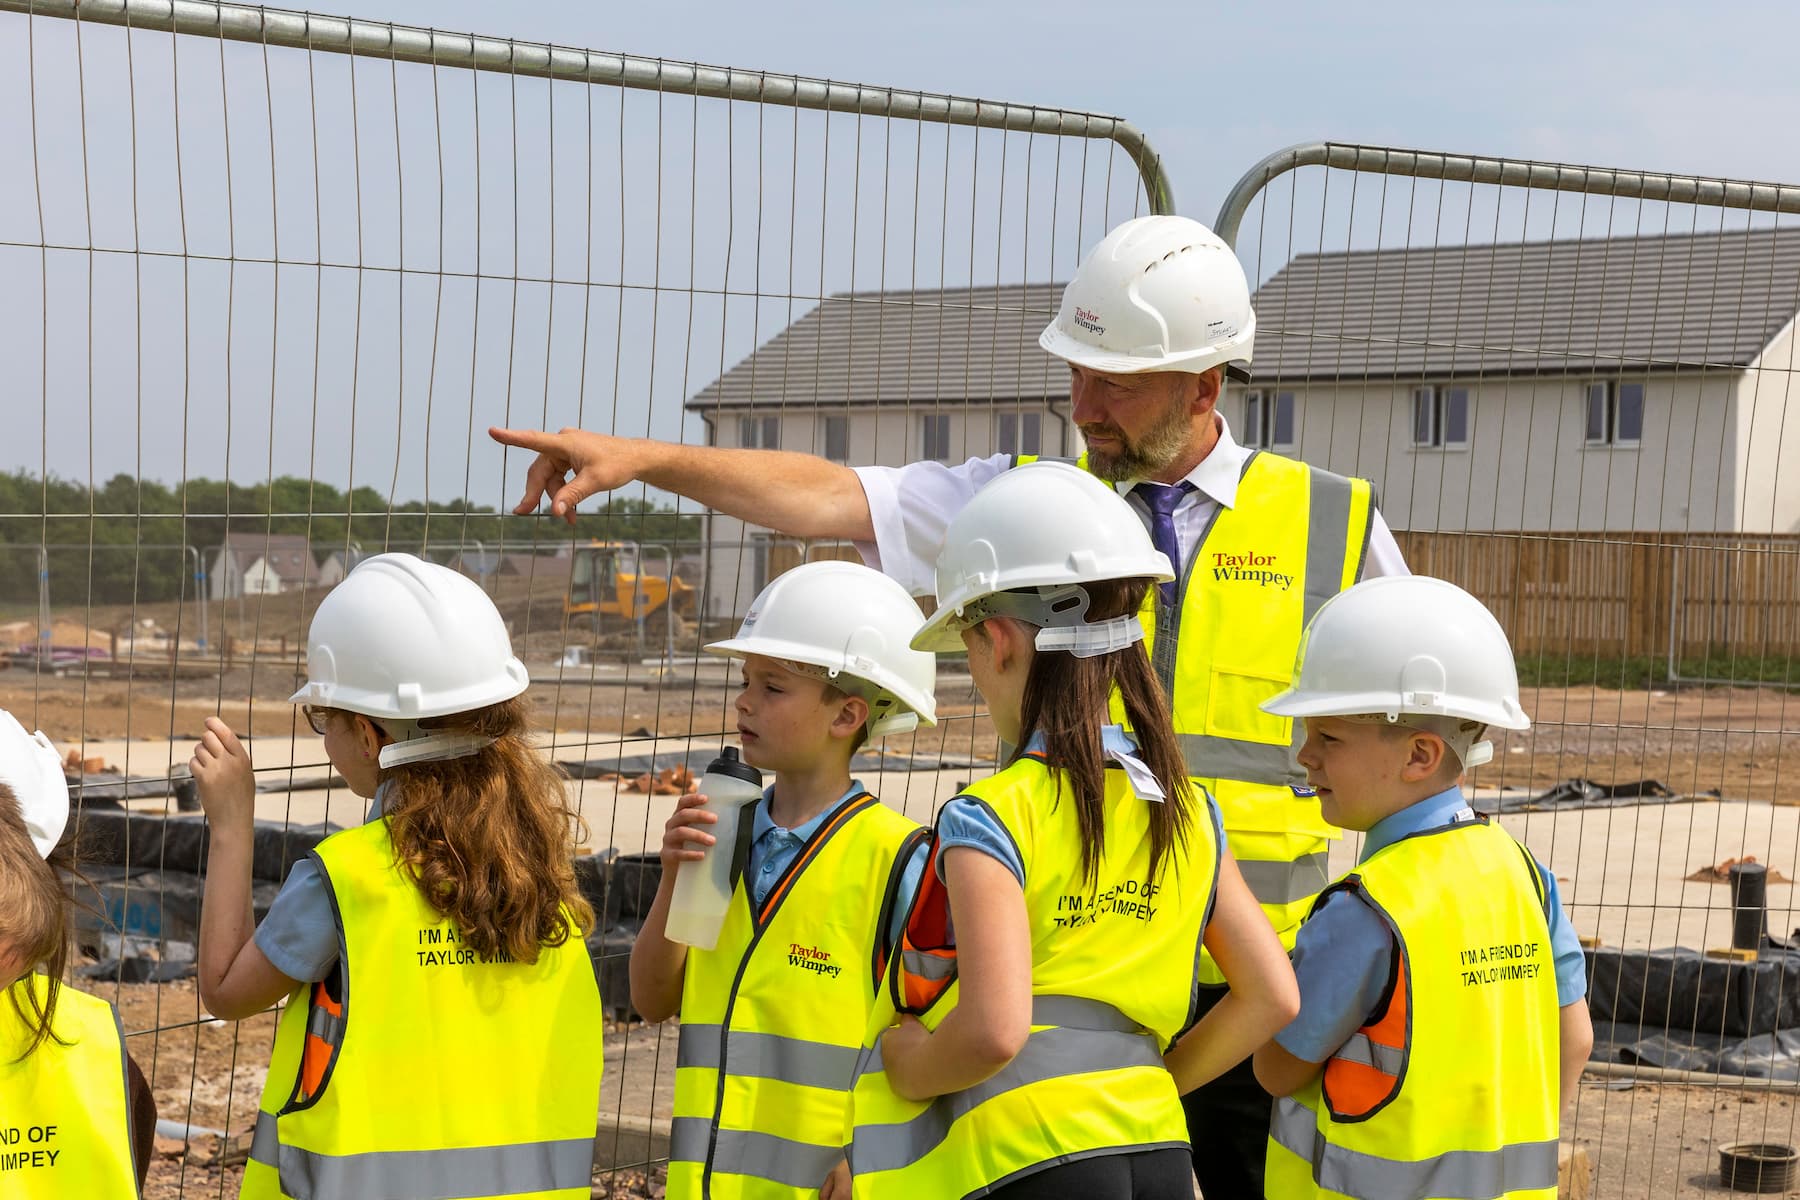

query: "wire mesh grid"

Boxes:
[1222, 142, 1800, 1197]
[0, 3, 1165, 1195]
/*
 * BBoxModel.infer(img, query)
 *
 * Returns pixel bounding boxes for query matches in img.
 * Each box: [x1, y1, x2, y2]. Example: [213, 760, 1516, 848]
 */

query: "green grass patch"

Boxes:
[1515, 653, 1800, 691]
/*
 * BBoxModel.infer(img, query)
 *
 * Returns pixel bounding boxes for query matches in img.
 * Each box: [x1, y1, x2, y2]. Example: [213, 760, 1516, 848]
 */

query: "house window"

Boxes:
[822, 415, 849, 462]
[921, 413, 952, 462]
[738, 415, 780, 449]
[1411, 385, 1471, 449]
[1585, 381, 1644, 447]
[995, 411, 1042, 456]
[1243, 390, 1295, 450]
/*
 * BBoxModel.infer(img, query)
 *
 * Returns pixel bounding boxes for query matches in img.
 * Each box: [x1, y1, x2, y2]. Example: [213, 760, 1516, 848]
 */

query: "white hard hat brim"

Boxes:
[1261, 685, 1532, 732]
[908, 605, 968, 655]
[704, 635, 938, 726]
[287, 664, 530, 720]
[1037, 323, 1253, 377]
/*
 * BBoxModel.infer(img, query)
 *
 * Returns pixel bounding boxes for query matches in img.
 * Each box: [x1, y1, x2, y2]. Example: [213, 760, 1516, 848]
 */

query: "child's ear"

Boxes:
[985, 616, 1030, 674]
[830, 694, 871, 741]
[1399, 731, 1448, 784]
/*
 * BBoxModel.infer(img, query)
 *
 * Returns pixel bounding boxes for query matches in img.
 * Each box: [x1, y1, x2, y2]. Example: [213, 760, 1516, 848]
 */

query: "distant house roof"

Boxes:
[452, 551, 571, 580]
[685, 284, 1066, 411]
[1249, 226, 1800, 382]
[218, 532, 320, 585]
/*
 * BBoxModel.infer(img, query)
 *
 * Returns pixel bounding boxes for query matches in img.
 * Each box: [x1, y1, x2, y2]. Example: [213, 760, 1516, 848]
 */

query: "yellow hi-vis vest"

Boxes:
[848, 753, 1222, 1199]
[0, 975, 138, 1199]
[670, 792, 926, 1200]
[241, 818, 606, 1200]
[1265, 818, 1560, 1200]
[1017, 450, 1372, 979]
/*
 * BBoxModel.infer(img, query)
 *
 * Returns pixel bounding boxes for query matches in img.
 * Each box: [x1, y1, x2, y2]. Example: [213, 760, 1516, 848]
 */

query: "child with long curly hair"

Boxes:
[193, 553, 603, 1200]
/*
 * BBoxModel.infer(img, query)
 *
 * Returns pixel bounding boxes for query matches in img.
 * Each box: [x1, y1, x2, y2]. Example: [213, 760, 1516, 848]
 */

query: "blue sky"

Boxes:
[1, 0, 1794, 511]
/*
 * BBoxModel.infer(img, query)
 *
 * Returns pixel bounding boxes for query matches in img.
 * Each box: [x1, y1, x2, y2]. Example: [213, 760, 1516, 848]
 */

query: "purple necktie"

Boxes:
[1133, 481, 1194, 606]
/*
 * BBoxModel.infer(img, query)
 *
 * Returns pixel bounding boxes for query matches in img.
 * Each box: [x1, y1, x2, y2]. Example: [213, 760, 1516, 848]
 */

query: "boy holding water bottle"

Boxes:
[629, 561, 939, 1200]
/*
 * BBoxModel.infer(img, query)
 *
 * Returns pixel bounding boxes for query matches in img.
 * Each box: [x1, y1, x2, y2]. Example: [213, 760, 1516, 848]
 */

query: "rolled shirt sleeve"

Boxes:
[854, 455, 1013, 596]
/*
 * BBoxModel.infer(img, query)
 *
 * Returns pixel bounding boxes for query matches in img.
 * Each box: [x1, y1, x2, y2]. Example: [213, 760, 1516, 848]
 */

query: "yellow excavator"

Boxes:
[564, 541, 695, 638]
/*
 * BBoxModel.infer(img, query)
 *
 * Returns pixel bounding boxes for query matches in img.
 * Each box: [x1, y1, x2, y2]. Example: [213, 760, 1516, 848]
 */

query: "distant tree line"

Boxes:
[0, 471, 703, 608]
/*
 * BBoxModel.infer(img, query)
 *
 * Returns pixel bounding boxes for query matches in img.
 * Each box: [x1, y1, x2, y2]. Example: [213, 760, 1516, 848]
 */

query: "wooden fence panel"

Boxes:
[1392, 532, 1800, 660]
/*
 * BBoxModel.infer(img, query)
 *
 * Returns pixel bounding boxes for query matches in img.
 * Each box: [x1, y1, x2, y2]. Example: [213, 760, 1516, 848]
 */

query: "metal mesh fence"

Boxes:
[1220, 141, 1800, 1198]
[0, 2, 1169, 1195]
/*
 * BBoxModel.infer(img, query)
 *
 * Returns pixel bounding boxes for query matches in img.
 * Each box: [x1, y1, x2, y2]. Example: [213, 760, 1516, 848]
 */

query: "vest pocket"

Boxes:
[1204, 665, 1294, 745]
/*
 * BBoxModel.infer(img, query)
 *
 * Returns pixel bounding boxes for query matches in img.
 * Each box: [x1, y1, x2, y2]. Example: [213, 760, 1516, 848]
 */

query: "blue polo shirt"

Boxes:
[748, 781, 925, 946]
[1274, 785, 1587, 1064]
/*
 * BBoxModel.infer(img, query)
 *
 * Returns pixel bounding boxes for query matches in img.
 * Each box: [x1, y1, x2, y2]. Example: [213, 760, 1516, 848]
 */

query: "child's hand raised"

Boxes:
[659, 790, 719, 869]
[189, 717, 256, 832]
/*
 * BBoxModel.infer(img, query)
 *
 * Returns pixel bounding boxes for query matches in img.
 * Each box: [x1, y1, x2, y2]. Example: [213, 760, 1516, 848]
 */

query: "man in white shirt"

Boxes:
[492, 214, 1406, 1197]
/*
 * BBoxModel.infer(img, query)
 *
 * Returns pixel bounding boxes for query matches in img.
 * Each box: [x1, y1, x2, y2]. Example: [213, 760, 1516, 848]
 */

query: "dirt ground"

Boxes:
[1568, 1077, 1800, 1198]
[7, 667, 1800, 804]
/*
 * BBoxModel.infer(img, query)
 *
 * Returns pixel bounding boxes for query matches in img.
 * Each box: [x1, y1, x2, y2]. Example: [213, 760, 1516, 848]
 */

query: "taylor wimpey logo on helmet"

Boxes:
[1073, 306, 1105, 336]
[1213, 551, 1293, 592]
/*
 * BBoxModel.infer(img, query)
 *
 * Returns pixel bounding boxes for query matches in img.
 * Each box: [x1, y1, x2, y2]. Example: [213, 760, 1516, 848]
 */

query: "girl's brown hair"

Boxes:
[1004, 577, 1194, 886]
[340, 696, 592, 964]
[0, 782, 76, 1056]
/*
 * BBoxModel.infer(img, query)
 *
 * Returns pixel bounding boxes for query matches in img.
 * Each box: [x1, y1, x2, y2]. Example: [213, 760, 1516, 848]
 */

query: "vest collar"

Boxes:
[1360, 785, 1478, 863]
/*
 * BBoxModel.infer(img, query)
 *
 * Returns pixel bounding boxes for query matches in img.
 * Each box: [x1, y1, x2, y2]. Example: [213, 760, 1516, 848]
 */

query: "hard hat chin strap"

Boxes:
[377, 718, 497, 769]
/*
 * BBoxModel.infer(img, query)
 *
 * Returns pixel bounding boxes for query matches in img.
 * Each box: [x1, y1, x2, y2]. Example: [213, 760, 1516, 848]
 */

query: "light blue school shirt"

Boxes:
[1274, 784, 1588, 1064]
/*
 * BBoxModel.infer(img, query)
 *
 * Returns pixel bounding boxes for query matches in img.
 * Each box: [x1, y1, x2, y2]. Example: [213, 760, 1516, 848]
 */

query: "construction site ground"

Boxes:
[11, 656, 1800, 1198]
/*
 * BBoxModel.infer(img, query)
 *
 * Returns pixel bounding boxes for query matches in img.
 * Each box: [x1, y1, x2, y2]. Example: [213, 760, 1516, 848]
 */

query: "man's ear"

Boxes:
[1189, 366, 1223, 416]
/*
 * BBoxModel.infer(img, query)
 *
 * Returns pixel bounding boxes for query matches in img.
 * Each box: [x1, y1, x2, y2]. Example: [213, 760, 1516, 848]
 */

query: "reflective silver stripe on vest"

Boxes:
[1270, 1096, 1560, 1200]
[709, 1128, 847, 1190]
[250, 1111, 592, 1200]
[1179, 732, 1302, 786]
[901, 948, 956, 982]
[668, 1115, 710, 1164]
[1236, 851, 1331, 907]
[851, 997, 1160, 1175]
[1332, 1031, 1405, 1076]
[676, 1024, 862, 1091]
[305, 1006, 344, 1047]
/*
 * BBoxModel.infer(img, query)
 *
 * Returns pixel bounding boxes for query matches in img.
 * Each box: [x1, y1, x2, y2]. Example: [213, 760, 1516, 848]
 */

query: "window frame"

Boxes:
[738, 414, 780, 450]
[1411, 384, 1471, 450]
[995, 410, 1043, 457]
[1584, 380, 1644, 448]
[1243, 389, 1297, 451]
[921, 412, 952, 462]
[822, 414, 849, 462]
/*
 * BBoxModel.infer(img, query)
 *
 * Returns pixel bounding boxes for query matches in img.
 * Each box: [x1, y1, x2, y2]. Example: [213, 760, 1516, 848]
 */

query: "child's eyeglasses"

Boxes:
[301, 705, 334, 736]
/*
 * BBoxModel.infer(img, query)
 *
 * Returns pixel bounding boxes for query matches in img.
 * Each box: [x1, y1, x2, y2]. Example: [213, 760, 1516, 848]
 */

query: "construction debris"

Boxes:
[1687, 855, 1791, 885]
[624, 765, 695, 795]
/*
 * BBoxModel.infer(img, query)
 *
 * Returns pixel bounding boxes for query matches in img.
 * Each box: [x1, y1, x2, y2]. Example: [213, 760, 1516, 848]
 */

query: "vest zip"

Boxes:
[700, 794, 877, 1197]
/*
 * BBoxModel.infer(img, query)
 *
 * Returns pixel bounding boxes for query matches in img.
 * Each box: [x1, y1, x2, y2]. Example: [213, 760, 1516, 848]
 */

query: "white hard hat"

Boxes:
[290, 553, 530, 766]
[912, 461, 1173, 655]
[1262, 576, 1529, 767]
[707, 561, 937, 739]
[0, 708, 69, 858]
[1039, 215, 1255, 377]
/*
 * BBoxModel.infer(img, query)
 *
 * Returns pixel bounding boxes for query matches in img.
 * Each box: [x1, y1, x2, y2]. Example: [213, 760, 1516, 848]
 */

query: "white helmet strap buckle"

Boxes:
[962, 585, 1147, 659]
[377, 718, 497, 769]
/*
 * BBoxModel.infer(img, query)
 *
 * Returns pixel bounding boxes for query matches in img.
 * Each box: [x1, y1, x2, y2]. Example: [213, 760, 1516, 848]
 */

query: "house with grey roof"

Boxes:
[686, 228, 1800, 612]
[1244, 225, 1800, 535]
[685, 284, 1075, 615]
[209, 532, 324, 600]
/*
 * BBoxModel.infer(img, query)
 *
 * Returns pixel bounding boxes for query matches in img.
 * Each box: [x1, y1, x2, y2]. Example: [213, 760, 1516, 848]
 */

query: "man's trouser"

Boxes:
[1181, 985, 1271, 1200]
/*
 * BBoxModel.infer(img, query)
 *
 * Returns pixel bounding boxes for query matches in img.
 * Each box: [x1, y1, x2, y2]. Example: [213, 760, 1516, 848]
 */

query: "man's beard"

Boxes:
[1081, 399, 1192, 482]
